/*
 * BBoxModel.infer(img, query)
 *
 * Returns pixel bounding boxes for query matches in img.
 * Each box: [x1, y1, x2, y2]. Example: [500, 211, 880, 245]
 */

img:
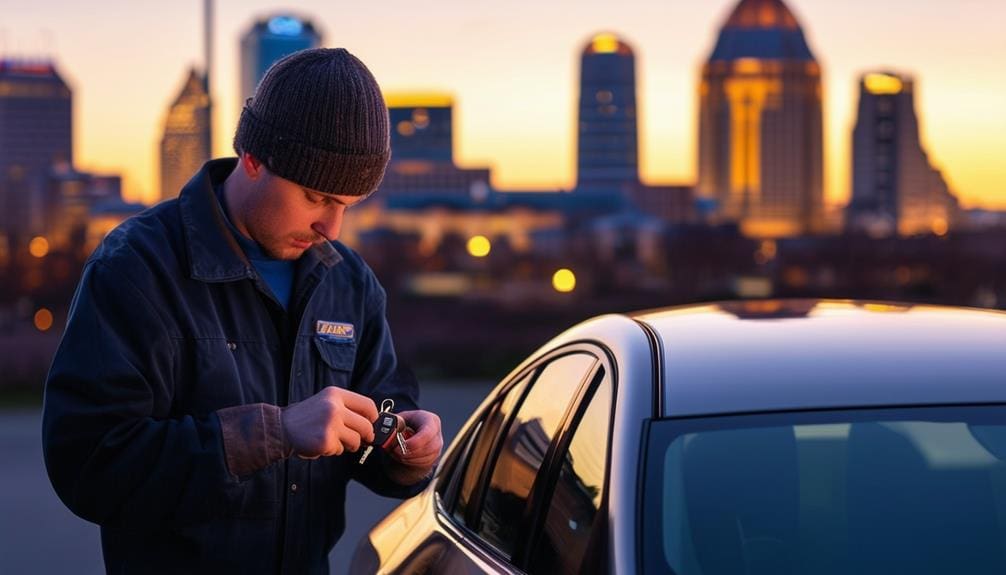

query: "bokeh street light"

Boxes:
[29, 236, 50, 258]
[552, 268, 576, 293]
[34, 308, 54, 332]
[467, 235, 491, 258]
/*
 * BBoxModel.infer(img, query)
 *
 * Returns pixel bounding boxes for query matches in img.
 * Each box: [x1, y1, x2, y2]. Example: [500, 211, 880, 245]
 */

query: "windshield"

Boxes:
[643, 405, 1006, 575]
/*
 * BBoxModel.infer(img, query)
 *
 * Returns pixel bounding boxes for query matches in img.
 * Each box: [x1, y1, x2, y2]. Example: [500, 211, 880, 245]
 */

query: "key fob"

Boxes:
[373, 411, 404, 451]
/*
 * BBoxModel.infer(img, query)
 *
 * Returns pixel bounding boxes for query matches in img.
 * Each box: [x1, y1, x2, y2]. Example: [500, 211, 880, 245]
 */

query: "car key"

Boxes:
[358, 399, 406, 464]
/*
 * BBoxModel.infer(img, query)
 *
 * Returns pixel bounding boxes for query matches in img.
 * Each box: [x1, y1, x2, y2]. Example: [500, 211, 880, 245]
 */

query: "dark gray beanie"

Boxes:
[233, 47, 390, 196]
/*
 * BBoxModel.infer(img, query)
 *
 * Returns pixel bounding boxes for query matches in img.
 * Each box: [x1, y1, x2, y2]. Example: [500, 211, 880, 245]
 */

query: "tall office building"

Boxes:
[380, 93, 490, 199]
[576, 33, 639, 196]
[847, 72, 959, 236]
[0, 58, 73, 241]
[240, 14, 322, 106]
[697, 0, 824, 237]
[389, 94, 454, 164]
[159, 68, 211, 201]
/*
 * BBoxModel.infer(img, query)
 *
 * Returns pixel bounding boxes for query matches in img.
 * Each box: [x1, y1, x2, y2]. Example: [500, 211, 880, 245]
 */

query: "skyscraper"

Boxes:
[380, 93, 491, 200]
[697, 0, 824, 238]
[576, 33, 639, 196]
[847, 72, 959, 236]
[389, 93, 454, 164]
[0, 58, 73, 240]
[240, 14, 323, 107]
[159, 68, 211, 201]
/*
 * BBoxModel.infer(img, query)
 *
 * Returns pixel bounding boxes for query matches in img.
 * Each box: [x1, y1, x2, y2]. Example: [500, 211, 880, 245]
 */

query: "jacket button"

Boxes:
[227, 342, 237, 351]
[290, 483, 298, 493]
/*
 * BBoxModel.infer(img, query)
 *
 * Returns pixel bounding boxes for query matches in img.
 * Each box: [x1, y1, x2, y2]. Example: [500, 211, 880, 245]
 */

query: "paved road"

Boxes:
[0, 380, 495, 574]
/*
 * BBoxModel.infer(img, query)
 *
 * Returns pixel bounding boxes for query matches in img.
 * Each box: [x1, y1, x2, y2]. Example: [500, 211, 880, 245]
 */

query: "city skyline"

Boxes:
[4, 0, 1005, 208]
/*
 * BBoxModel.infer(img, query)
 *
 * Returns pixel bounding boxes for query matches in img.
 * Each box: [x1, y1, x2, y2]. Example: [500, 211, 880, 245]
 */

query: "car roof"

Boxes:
[630, 300, 1006, 418]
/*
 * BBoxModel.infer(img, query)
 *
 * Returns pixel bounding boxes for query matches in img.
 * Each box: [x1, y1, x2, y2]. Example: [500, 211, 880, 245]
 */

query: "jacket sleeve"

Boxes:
[347, 274, 431, 499]
[42, 259, 240, 528]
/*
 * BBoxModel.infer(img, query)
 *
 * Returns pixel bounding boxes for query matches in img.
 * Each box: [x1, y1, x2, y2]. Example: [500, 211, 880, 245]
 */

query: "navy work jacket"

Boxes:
[42, 158, 426, 574]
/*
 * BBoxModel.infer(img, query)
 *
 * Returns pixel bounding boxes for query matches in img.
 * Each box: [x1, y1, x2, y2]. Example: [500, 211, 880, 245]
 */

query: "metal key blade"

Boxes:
[396, 432, 408, 455]
[358, 445, 374, 464]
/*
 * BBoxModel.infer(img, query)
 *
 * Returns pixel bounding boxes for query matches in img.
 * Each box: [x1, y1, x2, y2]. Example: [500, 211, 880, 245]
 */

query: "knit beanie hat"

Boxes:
[233, 47, 390, 197]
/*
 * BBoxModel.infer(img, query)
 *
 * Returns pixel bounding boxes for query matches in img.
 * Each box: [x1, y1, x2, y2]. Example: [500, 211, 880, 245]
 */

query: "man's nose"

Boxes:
[313, 206, 345, 241]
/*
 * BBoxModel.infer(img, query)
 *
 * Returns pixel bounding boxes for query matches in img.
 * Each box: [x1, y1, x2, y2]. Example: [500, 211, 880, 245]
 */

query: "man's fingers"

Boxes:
[338, 426, 363, 453]
[342, 409, 375, 446]
[392, 410, 443, 465]
[400, 412, 440, 441]
[399, 430, 439, 454]
[338, 390, 379, 421]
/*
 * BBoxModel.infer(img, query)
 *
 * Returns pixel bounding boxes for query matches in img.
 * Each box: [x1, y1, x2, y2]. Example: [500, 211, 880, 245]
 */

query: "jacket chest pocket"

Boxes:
[312, 336, 357, 390]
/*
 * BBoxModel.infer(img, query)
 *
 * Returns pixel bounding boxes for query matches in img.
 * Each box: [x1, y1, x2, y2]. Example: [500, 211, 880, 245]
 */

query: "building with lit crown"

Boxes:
[159, 68, 211, 201]
[379, 93, 491, 201]
[697, 0, 824, 238]
[847, 71, 959, 237]
[576, 33, 639, 198]
[240, 14, 322, 107]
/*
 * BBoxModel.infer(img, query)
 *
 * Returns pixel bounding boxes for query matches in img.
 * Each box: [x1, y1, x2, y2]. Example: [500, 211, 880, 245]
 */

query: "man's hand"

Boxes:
[281, 387, 378, 459]
[385, 409, 443, 485]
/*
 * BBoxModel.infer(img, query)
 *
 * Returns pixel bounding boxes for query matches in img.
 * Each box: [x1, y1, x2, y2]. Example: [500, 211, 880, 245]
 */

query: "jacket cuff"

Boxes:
[217, 403, 289, 477]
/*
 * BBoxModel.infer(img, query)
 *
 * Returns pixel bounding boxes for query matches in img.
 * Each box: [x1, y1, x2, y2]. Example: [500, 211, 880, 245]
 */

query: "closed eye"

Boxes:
[304, 189, 337, 207]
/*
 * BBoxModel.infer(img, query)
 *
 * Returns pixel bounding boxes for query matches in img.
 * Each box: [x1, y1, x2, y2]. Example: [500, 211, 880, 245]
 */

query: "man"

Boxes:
[42, 48, 442, 573]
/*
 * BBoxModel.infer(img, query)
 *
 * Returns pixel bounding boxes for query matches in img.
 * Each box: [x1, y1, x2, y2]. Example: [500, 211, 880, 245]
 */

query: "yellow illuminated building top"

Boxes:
[864, 73, 904, 95]
[591, 33, 619, 53]
[585, 32, 632, 55]
[385, 92, 454, 108]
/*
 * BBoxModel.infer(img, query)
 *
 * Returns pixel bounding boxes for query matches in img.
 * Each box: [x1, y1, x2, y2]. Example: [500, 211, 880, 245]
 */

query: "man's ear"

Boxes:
[239, 152, 264, 179]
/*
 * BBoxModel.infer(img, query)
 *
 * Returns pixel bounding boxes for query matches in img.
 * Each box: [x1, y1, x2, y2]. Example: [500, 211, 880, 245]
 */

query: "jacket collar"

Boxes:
[179, 158, 342, 283]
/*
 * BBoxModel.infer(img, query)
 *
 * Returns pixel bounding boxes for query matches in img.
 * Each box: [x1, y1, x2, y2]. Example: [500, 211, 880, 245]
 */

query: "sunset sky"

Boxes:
[5, 0, 1006, 208]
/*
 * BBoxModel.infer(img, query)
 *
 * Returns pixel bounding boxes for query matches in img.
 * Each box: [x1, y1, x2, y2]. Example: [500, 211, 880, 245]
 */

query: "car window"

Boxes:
[451, 371, 533, 526]
[528, 369, 613, 574]
[643, 405, 1006, 575]
[476, 352, 598, 557]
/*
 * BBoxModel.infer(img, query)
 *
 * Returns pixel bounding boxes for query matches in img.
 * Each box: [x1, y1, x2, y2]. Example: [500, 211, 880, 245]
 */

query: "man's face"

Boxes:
[237, 163, 368, 260]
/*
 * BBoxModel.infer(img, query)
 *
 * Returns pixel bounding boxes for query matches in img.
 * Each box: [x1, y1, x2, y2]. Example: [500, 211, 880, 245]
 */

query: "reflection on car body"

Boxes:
[352, 300, 1006, 574]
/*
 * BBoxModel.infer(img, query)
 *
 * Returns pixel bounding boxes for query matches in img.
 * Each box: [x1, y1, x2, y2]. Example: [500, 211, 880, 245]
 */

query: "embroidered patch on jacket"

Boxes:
[316, 320, 355, 342]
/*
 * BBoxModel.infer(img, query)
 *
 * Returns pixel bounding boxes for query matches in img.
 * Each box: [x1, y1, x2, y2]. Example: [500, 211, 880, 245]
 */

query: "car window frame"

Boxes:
[469, 349, 599, 557]
[518, 363, 616, 571]
[433, 341, 617, 570]
[433, 367, 537, 525]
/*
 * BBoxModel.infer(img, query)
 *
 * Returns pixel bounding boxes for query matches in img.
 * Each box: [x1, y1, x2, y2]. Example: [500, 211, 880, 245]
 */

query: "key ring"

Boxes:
[380, 398, 395, 412]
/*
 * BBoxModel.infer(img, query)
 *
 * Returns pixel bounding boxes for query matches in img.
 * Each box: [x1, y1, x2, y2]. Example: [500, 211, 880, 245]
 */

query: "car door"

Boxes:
[387, 345, 609, 574]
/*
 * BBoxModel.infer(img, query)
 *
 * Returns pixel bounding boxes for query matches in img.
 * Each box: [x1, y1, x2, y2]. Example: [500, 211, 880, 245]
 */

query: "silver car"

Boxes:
[352, 300, 1006, 574]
